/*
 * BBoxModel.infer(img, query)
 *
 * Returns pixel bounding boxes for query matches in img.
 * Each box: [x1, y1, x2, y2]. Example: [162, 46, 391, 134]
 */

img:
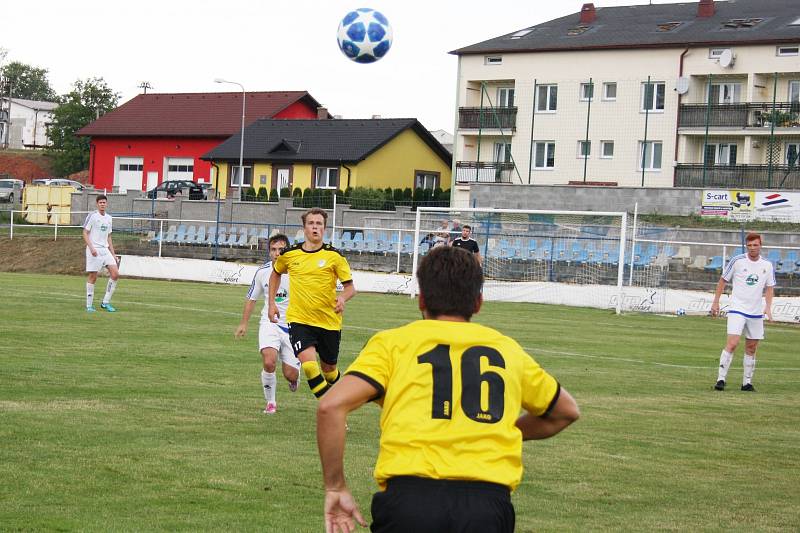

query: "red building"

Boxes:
[77, 91, 328, 193]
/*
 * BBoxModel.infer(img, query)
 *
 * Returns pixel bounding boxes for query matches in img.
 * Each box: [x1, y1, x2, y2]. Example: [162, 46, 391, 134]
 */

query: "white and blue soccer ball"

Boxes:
[336, 8, 393, 64]
[676, 308, 686, 316]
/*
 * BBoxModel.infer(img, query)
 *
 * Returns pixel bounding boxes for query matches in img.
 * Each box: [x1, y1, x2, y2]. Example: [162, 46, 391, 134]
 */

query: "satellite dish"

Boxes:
[719, 49, 735, 68]
[676, 77, 690, 95]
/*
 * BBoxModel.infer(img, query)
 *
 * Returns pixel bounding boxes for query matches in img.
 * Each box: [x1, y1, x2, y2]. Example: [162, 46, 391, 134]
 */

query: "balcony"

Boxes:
[679, 102, 800, 129]
[458, 107, 517, 130]
[675, 164, 800, 189]
[455, 161, 515, 184]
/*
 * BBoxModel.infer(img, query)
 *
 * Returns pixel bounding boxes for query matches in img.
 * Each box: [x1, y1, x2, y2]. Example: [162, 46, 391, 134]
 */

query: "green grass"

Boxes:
[1, 272, 798, 532]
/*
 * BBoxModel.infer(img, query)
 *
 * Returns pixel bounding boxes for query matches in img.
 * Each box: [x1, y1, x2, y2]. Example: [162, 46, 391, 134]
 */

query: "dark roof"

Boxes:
[451, 0, 800, 55]
[77, 91, 324, 137]
[201, 118, 452, 166]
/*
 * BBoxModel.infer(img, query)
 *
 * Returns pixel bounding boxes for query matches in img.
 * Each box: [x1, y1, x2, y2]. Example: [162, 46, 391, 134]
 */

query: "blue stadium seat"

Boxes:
[704, 256, 724, 271]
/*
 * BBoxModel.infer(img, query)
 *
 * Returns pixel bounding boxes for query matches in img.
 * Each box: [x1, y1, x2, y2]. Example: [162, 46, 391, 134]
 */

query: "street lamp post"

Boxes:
[213, 78, 246, 202]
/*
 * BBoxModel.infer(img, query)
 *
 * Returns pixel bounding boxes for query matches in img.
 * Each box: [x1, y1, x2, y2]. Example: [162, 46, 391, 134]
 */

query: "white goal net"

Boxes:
[412, 207, 629, 313]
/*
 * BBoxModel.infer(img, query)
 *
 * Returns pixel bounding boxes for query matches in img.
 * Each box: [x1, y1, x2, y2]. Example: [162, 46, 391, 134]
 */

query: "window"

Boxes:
[638, 141, 662, 170]
[709, 48, 729, 58]
[641, 82, 665, 112]
[656, 21, 682, 32]
[580, 82, 594, 101]
[415, 171, 440, 189]
[494, 142, 512, 163]
[777, 46, 800, 56]
[601, 141, 614, 158]
[790, 81, 800, 102]
[709, 83, 742, 104]
[577, 141, 591, 158]
[786, 143, 800, 166]
[484, 56, 502, 65]
[704, 143, 738, 166]
[534, 142, 556, 169]
[168, 164, 193, 173]
[119, 163, 143, 171]
[603, 82, 617, 101]
[230, 165, 253, 186]
[315, 167, 339, 189]
[509, 29, 533, 39]
[536, 84, 558, 112]
[497, 87, 515, 107]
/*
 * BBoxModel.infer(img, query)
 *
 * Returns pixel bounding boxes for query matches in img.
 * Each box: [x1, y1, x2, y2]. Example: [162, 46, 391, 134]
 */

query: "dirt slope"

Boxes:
[0, 237, 85, 275]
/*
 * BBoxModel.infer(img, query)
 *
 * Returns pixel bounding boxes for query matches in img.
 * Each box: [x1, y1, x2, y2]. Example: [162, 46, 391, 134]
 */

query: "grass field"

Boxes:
[1, 271, 798, 532]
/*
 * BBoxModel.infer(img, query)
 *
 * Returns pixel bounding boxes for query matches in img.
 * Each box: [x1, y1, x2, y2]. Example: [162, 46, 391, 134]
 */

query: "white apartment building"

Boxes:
[0, 97, 58, 149]
[450, 0, 800, 203]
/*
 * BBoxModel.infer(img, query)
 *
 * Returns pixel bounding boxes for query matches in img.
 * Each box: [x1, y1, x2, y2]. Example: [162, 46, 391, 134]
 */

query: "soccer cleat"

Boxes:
[86, 306, 96, 313]
[288, 380, 298, 392]
[263, 402, 277, 414]
[714, 380, 725, 391]
[100, 303, 116, 312]
[741, 383, 755, 392]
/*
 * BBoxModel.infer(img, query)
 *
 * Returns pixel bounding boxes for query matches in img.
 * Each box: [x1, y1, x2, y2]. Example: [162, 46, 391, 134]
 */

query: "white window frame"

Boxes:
[602, 82, 617, 101]
[484, 56, 503, 65]
[576, 140, 591, 158]
[638, 141, 663, 171]
[600, 140, 614, 159]
[415, 171, 439, 189]
[315, 167, 339, 189]
[536, 84, 558, 113]
[534, 141, 556, 169]
[230, 165, 253, 187]
[709, 82, 742, 104]
[493, 142, 512, 163]
[789, 81, 800, 103]
[580, 82, 594, 102]
[777, 46, 800, 56]
[705, 143, 738, 166]
[786, 143, 800, 166]
[497, 87, 515, 108]
[641, 81, 666, 112]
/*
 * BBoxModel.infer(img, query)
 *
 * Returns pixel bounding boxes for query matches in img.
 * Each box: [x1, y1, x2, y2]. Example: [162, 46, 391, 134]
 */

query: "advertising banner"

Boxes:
[702, 190, 800, 222]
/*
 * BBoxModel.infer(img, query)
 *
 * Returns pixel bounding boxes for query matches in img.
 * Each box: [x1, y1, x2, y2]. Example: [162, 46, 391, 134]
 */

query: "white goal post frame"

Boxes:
[411, 206, 629, 314]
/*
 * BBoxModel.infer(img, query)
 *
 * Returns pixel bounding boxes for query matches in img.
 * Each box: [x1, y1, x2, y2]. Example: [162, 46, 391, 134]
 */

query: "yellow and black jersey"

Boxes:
[345, 319, 559, 492]
[273, 242, 352, 331]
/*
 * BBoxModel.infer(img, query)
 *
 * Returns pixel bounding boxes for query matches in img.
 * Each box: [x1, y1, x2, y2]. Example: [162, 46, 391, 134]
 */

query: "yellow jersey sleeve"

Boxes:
[333, 252, 352, 283]
[273, 251, 288, 274]
[345, 333, 392, 400]
[519, 353, 559, 416]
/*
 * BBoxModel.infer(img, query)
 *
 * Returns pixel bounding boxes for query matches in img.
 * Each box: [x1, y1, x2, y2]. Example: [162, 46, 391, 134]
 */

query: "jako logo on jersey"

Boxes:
[746, 274, 759, 286]
[318, 259, 326, 267]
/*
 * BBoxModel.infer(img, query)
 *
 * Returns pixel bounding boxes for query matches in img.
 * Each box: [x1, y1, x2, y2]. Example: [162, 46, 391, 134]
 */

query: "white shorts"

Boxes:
[726, 312, 765, 340]
[86, 247, 117, 272]
[259, 321, 301, 369]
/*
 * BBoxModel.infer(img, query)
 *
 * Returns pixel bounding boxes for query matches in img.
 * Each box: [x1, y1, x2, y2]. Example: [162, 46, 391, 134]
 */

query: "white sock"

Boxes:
[743, 354, 756, 386]
[102, 279, 117, 305]
[86, 282, 95, 308]
[261, 370, 277, 404]
[717, 350, 733, 382]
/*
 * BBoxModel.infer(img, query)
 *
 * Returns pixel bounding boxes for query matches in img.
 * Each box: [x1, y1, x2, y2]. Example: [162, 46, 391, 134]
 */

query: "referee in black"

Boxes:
[451, 224, 482, 265]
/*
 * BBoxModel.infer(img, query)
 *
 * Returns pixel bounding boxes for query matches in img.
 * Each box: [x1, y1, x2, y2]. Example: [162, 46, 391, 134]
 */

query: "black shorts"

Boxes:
[370, 476, 514, 533]
[287, 323, 341, 365]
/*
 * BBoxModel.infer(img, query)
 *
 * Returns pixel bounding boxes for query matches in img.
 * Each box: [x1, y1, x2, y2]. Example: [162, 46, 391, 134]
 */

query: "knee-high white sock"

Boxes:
[261, 370, 277, 403]
[102, 279, 117, 305]
[717, 350, 733, 382]
[743, 354, 756, 385]
[86, 282, 95, 308]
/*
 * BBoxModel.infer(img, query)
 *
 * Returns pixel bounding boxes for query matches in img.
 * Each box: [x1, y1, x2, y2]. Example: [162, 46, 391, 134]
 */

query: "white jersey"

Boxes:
[722, 253, 776, 317]
[247, 260, 289, 329]
[83, 211, 113, 249]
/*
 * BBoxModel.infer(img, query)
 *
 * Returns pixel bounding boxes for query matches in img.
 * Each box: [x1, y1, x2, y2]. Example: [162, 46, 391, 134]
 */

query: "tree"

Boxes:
[0, 61, 57, 101]
[48, 78, 119, 176]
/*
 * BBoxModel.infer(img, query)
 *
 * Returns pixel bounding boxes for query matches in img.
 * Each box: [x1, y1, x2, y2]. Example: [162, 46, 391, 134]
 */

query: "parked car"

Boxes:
[0, 179, 22, 203]
[146, 180, 205, 200]
[30, 178, 87, 190]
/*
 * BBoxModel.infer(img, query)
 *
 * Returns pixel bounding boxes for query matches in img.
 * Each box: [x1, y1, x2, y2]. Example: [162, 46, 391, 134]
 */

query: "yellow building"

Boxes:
[202, 118, 452, 198]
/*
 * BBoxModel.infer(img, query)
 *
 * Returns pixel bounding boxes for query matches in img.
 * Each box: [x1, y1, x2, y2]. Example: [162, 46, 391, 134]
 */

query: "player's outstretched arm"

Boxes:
[235, 299, 257, 338]
[267, 270, 282, 323]
[710, 277, 727, 317]
[516, 387, 580, 441]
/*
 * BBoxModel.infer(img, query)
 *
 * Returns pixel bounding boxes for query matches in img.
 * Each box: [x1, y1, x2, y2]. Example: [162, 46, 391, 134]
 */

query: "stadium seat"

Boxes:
[704, 256, 724, 271]
[775, 259, 797, 275]
[193, 226, 206, 246]
[765, 249, 781, 269]
[235, 232, 248, 247]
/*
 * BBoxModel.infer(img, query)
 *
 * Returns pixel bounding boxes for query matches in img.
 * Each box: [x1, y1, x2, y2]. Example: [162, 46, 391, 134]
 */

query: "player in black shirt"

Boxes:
[451, 224, 482, 265]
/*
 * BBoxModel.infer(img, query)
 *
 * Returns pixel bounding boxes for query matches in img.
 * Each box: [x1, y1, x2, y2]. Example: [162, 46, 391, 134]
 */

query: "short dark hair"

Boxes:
[96, 195, 108, 202]
[301, 207, 328, 226]
[745, 232, 762, 244]
[417, 246, 483, 320]
[462, 224, 471, 231]
[269, 234, 289, 248]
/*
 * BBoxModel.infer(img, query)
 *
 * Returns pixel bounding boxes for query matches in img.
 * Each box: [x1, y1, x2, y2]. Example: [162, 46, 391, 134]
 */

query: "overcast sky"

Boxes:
[3, 0, 677, 132]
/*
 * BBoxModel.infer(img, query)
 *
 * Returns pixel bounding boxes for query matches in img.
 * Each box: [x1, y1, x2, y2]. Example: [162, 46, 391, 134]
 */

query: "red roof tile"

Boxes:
[78, 91, 321, 137]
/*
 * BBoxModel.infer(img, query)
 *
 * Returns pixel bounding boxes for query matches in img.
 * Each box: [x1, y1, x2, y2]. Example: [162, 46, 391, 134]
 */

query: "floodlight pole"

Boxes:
[214, 78, 246, 202]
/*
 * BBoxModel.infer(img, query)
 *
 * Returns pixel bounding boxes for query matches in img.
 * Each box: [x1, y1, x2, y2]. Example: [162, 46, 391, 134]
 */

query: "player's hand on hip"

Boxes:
[268, 303, 279, 323]
[324, 488, 366, 533]
[334, 296, 346, 314]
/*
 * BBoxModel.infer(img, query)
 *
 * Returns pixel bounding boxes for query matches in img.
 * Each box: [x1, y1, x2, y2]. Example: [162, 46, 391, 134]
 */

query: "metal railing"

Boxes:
[457, 106, 517, 130]
[679, 101, 800, 129]
[674, 164, 800, 189]
[455, 161, 515, 184]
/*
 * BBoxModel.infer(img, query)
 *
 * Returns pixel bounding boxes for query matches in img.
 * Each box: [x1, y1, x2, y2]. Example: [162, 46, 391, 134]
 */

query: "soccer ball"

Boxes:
[676, 308, 686, 316]
[336, 8, 393, 64]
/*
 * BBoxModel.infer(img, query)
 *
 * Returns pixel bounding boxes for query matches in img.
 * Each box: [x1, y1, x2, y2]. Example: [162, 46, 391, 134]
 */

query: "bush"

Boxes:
[244, 186, 257, 201]
[393, 188, 404, 205]
[347, 187, 388, 210]
[280, 187, 291, 198]
[269, 189, 279, 202]
[256, 187, 268, 202]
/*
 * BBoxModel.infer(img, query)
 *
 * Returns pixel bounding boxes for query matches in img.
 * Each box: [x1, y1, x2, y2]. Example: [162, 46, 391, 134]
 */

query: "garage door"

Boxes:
[166, 158, 195, 181]
[116, 157, 144, 193]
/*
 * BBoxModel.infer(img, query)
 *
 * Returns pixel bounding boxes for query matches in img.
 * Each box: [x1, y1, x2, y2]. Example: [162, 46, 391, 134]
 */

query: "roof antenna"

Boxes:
[138, 81, 153, 94]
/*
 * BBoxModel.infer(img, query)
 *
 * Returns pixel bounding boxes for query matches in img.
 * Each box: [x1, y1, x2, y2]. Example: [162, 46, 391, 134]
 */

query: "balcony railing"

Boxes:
[675, 164, 800, 189]
[455, 161, 515, 183]
[679, 102, 800, 129]
[458, 107, 517, 130]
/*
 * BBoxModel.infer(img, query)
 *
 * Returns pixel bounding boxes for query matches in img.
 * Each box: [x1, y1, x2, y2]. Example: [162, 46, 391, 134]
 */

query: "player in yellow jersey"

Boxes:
[317, 246, 580, 533]
[269, 207, 356, 400]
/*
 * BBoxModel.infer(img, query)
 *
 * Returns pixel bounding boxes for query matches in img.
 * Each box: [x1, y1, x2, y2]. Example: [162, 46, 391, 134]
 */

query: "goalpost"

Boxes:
[412, 207, 629, 314]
